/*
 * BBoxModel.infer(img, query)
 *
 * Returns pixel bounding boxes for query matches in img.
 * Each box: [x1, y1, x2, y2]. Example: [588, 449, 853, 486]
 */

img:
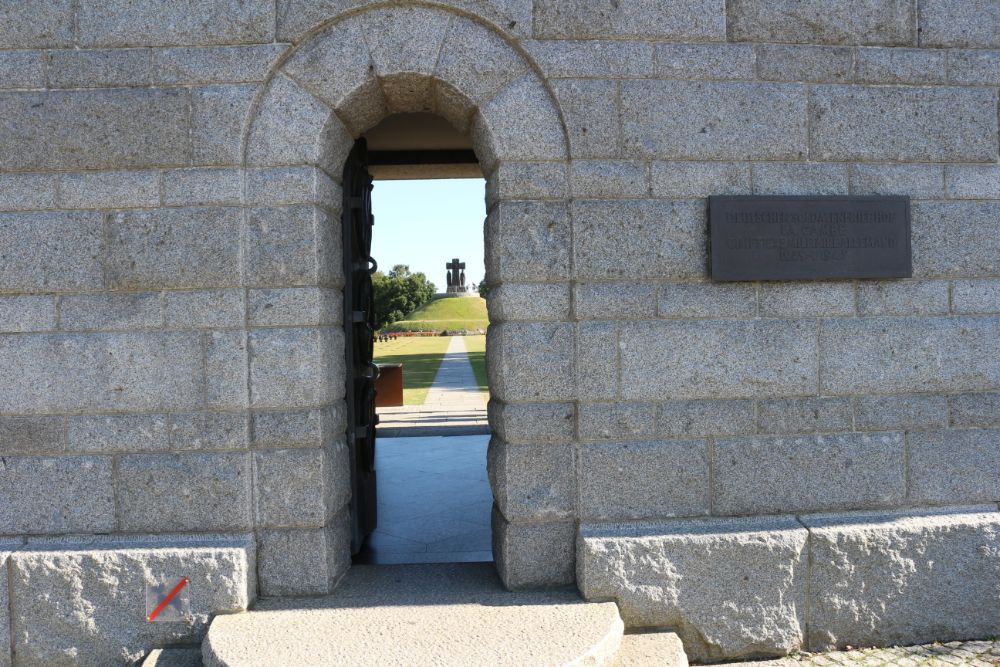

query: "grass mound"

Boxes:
[383, 295, 488, 333]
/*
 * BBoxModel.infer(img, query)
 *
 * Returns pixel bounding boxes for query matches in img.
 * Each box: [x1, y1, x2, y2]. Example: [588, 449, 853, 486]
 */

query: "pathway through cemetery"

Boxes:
[360, 334, 493, 564]
[377, 336, 488, 436]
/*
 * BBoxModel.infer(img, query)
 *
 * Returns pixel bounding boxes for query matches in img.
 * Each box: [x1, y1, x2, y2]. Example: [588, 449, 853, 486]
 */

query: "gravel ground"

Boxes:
[724, 640, 1000, 667]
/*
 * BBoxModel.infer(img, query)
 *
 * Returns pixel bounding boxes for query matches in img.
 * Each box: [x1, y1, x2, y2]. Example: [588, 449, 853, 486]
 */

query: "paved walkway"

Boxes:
[727, 640, 1000, 667]
[377, 337, 488, 437]
[354, 435, 491, 565]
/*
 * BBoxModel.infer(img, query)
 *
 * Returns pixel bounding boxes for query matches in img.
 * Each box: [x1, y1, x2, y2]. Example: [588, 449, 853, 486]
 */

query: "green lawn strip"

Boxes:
[373, 336, 452, 405]
[463, 335, 489, 395]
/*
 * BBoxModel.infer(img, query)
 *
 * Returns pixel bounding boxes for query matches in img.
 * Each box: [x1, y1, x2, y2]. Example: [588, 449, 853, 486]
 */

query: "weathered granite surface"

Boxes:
[8, 535, 255, 666]
[804, 508, 1000, 651]
[579, 516, 808, 662]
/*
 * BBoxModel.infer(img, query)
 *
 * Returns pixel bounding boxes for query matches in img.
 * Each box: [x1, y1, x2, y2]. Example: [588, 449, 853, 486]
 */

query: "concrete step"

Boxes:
[611, 631, 689, 667]
[142, 647, 203, 666]
[203, 563, 625, 666]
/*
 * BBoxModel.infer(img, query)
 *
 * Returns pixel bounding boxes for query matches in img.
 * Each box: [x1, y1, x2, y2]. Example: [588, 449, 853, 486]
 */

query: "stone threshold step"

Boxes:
[142, 647, 203, 666]
[202, 563, 632, 666]
[147, 634, 691, 667]
[613, 632, 689, 667]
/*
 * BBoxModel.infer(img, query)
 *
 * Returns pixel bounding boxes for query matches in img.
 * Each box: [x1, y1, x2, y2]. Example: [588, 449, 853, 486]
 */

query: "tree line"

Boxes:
[372, 265, 436, 331]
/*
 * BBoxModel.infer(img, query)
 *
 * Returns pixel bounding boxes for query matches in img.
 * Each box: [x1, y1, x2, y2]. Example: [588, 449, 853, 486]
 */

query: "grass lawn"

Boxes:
[384, 295, 488, 333]
[463, 335, 488, 395]
[373, 336, 451, 405]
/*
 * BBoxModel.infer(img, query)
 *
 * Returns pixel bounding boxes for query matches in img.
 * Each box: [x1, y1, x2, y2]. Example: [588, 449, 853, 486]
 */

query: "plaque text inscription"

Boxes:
[708, 196, 911, 281]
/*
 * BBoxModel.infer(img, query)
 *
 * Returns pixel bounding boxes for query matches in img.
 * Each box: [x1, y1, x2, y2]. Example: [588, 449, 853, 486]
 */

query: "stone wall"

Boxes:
[0, 0, 997, 662]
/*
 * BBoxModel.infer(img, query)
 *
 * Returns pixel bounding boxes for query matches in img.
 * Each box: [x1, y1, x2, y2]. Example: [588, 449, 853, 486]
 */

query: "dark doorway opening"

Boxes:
[347, 114, 493, 566]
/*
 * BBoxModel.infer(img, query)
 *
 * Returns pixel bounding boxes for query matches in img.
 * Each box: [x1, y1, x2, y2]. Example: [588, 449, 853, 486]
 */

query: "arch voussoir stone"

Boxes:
[431, 15, 530, 133]
[472, 75, 568, 175]
[359, 6, 452, 114]
[282, 16, 388, 136]
[246, 74, 354, 179]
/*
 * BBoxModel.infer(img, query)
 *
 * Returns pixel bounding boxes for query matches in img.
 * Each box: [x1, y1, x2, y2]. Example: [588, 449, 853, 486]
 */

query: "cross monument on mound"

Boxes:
[446, 258, 466, 294]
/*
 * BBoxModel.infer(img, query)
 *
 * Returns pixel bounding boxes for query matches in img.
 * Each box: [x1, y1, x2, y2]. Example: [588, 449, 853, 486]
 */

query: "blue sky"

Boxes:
[370, 179, 487, 292]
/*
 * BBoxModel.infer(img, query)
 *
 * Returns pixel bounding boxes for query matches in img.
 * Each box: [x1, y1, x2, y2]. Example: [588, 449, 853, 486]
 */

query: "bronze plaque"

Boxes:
[709, 196, 911, 281]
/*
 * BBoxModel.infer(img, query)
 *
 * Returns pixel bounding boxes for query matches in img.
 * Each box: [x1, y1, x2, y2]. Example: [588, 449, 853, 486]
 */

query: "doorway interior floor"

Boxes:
[354, 435, 492, 565]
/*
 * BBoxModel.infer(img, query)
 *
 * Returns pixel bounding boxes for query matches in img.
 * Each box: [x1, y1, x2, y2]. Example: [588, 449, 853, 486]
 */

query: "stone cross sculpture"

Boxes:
[446, 258, 466, 293]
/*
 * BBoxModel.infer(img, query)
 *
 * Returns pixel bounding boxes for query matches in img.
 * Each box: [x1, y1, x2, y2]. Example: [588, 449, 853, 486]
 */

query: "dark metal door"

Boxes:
[342, 139, 378, 554]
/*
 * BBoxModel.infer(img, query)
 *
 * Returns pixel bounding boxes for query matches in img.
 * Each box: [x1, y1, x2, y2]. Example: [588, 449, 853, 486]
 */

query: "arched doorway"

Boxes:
[241, 4, 574, 594]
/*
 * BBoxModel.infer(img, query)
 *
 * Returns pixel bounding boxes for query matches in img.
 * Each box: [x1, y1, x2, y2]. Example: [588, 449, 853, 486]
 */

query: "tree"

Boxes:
[477, 279, 488, 298]
[372, 264, 436, 330]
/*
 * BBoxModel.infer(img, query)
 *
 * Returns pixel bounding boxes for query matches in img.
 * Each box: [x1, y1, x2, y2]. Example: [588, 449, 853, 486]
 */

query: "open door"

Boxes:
[342, 139, 378, 553]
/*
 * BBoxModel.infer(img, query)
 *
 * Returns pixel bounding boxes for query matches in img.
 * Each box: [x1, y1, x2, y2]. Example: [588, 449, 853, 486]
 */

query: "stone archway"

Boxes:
[240, 4, 573, 594]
